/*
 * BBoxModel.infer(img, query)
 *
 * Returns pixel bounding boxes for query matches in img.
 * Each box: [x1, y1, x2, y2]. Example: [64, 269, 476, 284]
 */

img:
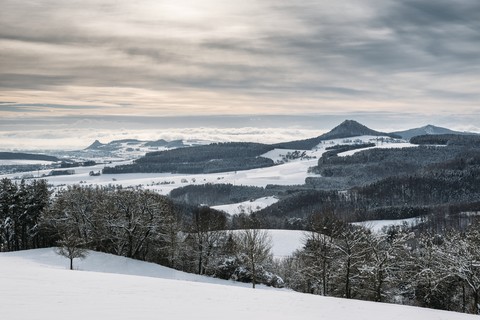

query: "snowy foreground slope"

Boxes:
[0, 249, 474, 320]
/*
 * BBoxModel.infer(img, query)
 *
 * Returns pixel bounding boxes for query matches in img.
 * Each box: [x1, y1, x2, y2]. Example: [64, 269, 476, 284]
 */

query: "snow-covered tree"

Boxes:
[331, 225, 369, 299]
[360, 227, 412, 302]
[188, 206, 227, 275]
[299, 211, 346, 295]
[235, 229, 272, 288]
[411, 232, 455, 310]
[440, 226, 480, 314]
[0, 178, 51, 251]
[300, 231, 335, 295]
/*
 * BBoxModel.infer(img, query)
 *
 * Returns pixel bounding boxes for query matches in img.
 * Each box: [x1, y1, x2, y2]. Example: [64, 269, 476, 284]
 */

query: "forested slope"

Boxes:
[103, 142, 275, 174]
[256, 139, 480, 229]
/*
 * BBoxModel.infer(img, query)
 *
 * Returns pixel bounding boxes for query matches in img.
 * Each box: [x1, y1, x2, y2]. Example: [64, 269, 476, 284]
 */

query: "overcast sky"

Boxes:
[1, 0, 479, 149]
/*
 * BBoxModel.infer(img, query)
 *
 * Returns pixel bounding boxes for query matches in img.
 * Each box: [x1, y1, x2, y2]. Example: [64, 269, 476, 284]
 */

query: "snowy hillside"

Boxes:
[212, 196, 279, 215]
[0, 248, 274, 289]
[352, 217, 422, 233]
[268, 229, 306, 258]
[0, 248, 474, 320]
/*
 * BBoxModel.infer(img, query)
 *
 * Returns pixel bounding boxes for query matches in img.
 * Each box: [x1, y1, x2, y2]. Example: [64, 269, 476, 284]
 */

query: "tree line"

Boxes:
[277, 212, 480, 314]
[170, 184, 272, 206]
[0, 179, 281, 288]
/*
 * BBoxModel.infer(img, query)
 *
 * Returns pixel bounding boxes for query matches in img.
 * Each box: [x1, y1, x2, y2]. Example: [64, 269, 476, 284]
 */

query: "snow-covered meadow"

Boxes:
[1, 248, 475, 320]
[212, 196, 279, 215]
[352, 217, 422, 233]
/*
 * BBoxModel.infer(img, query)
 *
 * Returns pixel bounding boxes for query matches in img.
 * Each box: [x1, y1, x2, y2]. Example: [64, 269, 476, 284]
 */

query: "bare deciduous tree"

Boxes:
[236, 229, 272, 288]
[56, 234, 88, 270]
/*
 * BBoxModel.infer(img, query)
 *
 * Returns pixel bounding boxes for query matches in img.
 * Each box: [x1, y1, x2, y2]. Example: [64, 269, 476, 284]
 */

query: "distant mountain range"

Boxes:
[391, 124, 475, 140]
[85, 139, 186, 151]
[4, 120, 475, 162]
[84, 120, 478, 154]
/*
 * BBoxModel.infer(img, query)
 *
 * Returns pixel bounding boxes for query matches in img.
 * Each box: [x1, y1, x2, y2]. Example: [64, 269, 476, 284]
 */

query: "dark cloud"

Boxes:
[0, 0, 478, 117]
[0, 104, 102, 113]
[0, 74, 74, 90]
[380, 0, 480, 28]
[266, 0, 480, 74]
[373, 0, 480, 68]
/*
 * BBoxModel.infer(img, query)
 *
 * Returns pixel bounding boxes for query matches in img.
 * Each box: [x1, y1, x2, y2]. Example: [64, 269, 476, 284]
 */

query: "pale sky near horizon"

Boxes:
[0, 0, 479, 149]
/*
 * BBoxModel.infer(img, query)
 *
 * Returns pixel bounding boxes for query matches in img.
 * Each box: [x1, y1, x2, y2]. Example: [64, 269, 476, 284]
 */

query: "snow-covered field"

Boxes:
[212, 196, 279, 215]
[338, 142, 417, 157]
[352, 217, 422, 233]
[1, 157, 319, 194]
[0, 159, 57, 165]
[226, 229, 305, 259]
[269, 229, 305, 258]
[0, 248, 474, 320]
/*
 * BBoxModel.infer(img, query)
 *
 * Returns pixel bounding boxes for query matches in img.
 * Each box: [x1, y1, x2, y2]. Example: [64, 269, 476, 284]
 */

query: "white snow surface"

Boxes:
[338, 142, 416, 157]
[212, 196, 279, 215]
[228, 229, 305, 259]
[0, 159, 56, 165]
[352, 217, 422, 233]
[268, 229, 306, 258]
[0, 248, 474, 320]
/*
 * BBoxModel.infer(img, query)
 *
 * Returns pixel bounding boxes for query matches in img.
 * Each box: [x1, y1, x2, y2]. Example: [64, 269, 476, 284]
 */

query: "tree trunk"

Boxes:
[474, 289, 479, 315]
[127, 233, 133, 258]
[322, 258, 327, 296]
[252, 263, 256, 289]
[198, 240, 203, 275]
[70, 257, 73, 270]
[345, 257, 351, 299]
[375, 270, 383, 302]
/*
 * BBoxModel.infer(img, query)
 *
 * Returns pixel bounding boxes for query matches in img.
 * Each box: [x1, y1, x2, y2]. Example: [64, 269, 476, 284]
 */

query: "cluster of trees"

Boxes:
[170, 184, 272, 206]
[169, 183, 314, 207]
[103, 142, 275, 174]
[258, 176, 480, 229]
[59, 160, 96, 168]
[0, 152, 58, 162]
[277, 212, 480, 314]
[277, 150, 316, 163]
[183, 208, 281, 288]
[141, 142, 273, 162]
[0, 164, 47, 175]
[0, 178, 50, 251]
[0, 180, 282, 288]
[309, 145, 467, 189]
[42, 186, 180, 261]
[104, 157, 274, 174]
[411, 134, 480, 146]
